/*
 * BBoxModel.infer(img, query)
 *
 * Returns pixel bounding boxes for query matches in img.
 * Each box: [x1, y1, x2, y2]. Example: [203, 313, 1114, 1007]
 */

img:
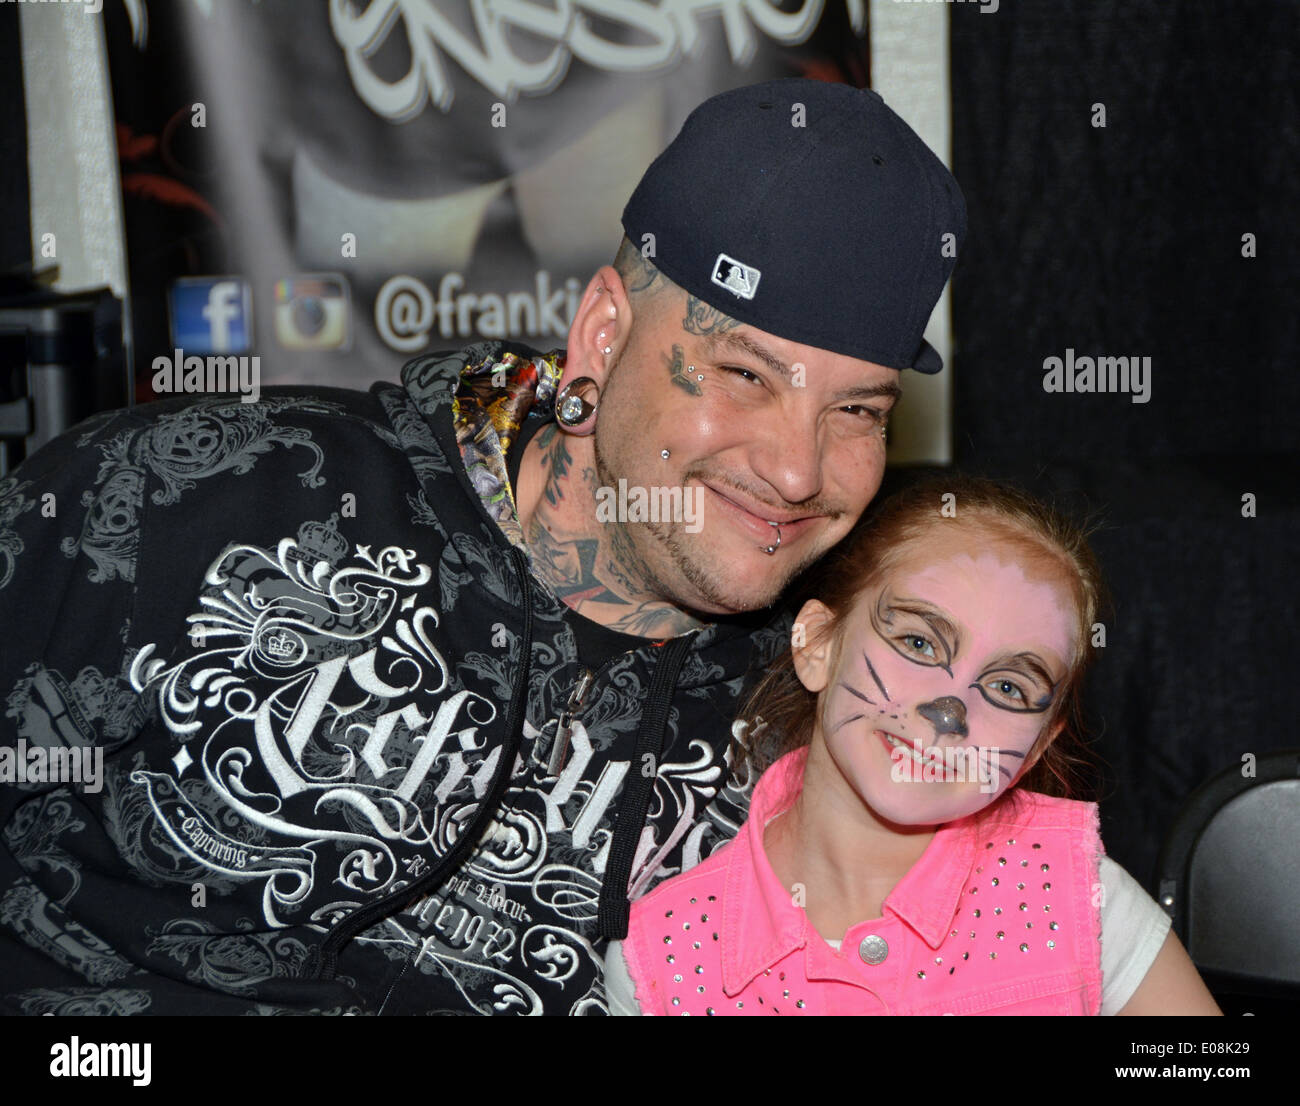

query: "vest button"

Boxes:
[858, 934, 889, 965]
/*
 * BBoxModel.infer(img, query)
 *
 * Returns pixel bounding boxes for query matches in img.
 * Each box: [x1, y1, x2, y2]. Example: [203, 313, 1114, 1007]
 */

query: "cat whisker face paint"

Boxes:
[807, 529, 1077, 828]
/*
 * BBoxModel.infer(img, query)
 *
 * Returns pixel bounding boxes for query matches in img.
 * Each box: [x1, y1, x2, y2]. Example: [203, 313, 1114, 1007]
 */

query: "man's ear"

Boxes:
[791, 599, 837, 695]
[561, 265, 629, 393]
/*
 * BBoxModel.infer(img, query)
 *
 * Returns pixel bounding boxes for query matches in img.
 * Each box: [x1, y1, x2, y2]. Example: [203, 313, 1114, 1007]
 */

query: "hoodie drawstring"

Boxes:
[597, 631, 695, 940]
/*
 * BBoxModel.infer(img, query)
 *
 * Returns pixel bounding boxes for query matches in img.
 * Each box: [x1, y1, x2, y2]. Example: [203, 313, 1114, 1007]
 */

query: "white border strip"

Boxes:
[870, 0, 953, 465]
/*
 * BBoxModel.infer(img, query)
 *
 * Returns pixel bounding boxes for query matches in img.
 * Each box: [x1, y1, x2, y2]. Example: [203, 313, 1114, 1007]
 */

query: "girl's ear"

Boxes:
[791, 599, 837, 694]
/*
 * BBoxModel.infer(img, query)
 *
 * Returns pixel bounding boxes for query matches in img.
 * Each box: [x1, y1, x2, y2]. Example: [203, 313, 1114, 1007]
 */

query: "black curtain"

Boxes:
[950, 1, 1299, 892]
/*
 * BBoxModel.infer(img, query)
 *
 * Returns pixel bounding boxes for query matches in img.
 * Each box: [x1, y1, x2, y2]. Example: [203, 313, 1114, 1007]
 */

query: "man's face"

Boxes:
[591, 289, 901, 615]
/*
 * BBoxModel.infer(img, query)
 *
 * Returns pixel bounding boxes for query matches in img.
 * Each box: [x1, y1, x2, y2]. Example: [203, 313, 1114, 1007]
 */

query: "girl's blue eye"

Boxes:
[904, 634, 935, 658]
[988, 678, 1024, 701]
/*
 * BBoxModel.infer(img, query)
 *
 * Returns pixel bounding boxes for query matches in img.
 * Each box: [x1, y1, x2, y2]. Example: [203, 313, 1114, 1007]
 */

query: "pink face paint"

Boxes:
[816, 531, 1076, 828]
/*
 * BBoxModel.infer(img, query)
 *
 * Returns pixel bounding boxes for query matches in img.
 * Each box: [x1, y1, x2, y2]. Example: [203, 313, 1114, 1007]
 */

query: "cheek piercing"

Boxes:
[661, 449, 670, 460]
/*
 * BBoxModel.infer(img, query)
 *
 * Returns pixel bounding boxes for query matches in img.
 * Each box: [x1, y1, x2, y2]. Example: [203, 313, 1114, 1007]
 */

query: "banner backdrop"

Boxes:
[102, 0, 874, 401]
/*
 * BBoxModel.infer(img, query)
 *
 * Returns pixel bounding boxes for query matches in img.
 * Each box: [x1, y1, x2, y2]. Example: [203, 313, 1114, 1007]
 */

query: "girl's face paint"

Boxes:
[806, 529, 1076, 828]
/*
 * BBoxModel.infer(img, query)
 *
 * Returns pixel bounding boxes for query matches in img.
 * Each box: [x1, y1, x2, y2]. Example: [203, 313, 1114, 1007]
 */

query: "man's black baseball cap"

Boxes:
[622, 79, 966, 374]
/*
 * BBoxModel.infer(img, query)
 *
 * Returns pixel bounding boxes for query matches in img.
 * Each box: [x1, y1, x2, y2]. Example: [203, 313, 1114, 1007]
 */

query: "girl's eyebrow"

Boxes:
[888, 596, 962, 654]
[986, 652, 1059, 690]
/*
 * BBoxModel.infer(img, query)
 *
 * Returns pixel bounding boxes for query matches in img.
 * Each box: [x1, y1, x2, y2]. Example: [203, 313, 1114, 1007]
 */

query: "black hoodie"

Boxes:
[0, 341, 789, 1014]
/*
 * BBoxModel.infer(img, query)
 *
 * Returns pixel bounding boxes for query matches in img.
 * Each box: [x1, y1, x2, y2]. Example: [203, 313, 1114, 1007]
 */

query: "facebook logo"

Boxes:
[170, 278, 253, 354]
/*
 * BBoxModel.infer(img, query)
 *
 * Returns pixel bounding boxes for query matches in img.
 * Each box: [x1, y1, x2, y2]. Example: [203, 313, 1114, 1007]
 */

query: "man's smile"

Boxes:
[699, 480, 823, 544]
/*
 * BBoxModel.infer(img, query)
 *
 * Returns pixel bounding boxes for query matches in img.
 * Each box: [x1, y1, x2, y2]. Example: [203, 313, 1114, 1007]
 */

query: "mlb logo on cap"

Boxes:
[712, 253, 761, 300]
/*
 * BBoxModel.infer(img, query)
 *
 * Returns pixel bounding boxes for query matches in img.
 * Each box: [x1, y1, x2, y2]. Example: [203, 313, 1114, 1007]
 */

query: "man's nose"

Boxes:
[750, 409, 824, 506]
[918, 696, 969, 739]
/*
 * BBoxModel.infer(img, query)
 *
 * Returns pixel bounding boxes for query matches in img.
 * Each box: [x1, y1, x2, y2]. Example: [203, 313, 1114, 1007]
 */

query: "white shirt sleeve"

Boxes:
[603, 939, 647, 1016]
[1099, 855, 1173, 1016]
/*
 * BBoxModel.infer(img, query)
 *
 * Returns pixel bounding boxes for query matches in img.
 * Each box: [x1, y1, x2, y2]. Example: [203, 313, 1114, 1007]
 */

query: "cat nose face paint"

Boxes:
[814, 529, 1076, 828]
[918, 695, 969, 738]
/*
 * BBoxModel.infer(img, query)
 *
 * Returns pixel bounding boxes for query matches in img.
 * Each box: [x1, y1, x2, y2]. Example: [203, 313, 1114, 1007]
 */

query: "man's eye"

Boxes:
[841, 404, 887, 428]
[721, 365, 760, 383]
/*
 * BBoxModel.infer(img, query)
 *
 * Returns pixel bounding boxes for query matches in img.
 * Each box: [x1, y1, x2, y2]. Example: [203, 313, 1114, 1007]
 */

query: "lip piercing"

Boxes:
[762, 521, 782, 555]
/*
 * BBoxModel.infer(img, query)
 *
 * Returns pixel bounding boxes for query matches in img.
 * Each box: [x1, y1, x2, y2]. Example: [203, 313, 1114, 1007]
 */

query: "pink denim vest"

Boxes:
[623, 747, 1103, 1015]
